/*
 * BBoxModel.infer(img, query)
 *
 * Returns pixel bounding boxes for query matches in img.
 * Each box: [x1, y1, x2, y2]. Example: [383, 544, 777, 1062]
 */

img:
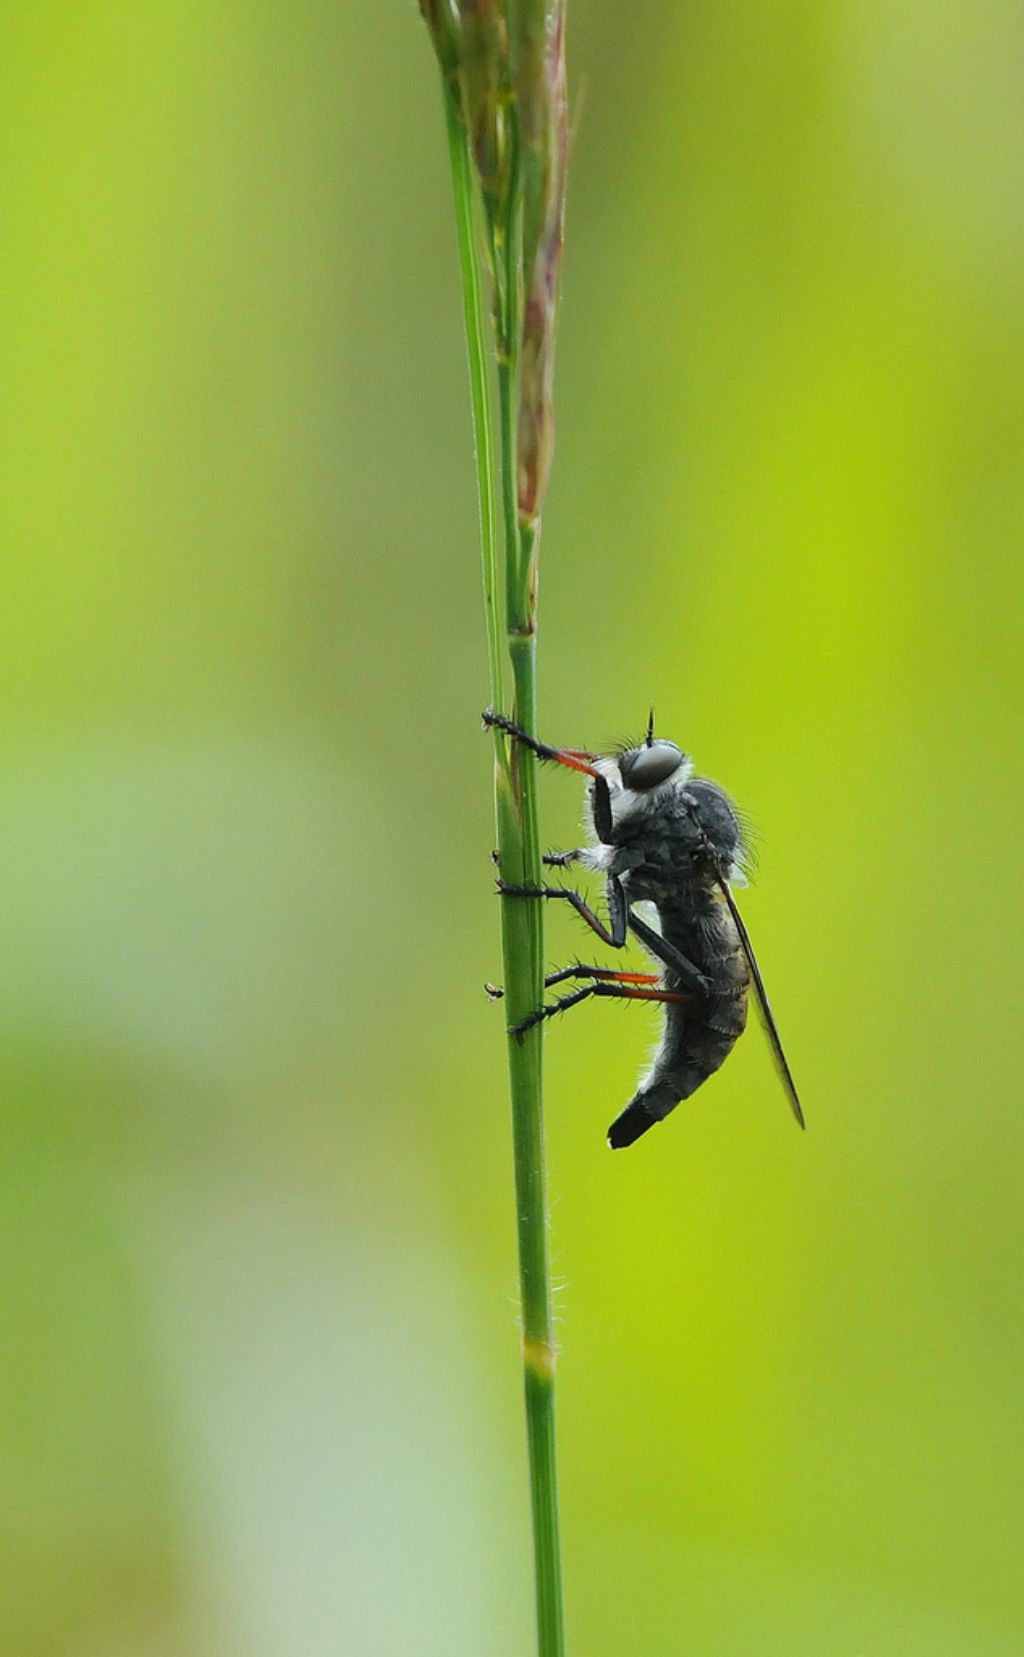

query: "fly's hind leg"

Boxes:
[542, 964, 660, 990]
[495, 878, 693, 1034]
[628, 909, 711, 995]
[486, 963, 661, 1002]
[510, 979, 691, 1040]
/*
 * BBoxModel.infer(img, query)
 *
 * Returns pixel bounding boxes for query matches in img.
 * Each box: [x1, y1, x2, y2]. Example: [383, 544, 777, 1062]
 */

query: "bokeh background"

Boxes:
[2, 4, 1022, 1653]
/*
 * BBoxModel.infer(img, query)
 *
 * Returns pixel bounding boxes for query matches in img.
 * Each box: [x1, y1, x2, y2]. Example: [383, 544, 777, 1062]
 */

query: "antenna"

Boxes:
[646, 707, 655, 746]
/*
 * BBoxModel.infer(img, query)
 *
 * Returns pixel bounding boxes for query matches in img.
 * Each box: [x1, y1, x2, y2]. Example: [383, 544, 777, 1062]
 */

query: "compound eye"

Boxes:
[619, 741, 684, 790]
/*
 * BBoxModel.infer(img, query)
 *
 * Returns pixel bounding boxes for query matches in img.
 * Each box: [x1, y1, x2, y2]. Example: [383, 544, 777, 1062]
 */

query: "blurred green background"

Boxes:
[2, 4, 1022, 1653]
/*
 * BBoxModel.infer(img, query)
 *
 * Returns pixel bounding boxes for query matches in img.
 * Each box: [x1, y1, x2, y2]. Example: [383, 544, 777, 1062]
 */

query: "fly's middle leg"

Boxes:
[497, 871, 628, 949]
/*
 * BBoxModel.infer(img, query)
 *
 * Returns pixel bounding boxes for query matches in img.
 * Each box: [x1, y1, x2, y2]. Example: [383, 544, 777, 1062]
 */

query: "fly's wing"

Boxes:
[718, 879, 805, 1128]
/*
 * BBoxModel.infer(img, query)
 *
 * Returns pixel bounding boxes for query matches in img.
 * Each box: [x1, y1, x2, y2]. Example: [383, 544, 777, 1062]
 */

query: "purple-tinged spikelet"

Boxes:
[514, 2, 567, 531]
[419, 2, 568, 541]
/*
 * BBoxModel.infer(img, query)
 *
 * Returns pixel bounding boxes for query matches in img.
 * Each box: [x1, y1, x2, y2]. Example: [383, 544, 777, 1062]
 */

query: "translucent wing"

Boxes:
[718, 879, 805, 1129]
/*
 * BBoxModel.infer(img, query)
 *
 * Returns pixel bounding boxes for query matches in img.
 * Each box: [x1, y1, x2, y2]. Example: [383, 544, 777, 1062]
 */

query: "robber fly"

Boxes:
[484, 708, 804, 1149]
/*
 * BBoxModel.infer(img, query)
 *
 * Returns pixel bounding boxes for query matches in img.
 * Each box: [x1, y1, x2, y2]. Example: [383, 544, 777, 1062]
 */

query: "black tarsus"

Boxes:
[497, 846, 580, 869]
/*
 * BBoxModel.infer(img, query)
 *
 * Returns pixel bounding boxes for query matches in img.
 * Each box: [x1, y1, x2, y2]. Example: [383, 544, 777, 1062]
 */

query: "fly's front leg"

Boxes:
[542, 849, 581, 868]
[483, 709, 598, 773]
[483, 708, 615, 846]
[492, 848, 581, 868]
[497, 872, 628, 950]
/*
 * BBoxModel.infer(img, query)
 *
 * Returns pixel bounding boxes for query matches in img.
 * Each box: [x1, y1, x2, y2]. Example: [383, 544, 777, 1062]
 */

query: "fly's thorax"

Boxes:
[584, 757, 749, 890]
[681, 778, 745, 867]
[600, 797, 719, 893]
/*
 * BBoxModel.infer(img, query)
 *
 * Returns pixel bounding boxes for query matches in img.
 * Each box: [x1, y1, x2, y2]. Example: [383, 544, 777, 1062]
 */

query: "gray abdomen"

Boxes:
[607, 888, 749, 1148]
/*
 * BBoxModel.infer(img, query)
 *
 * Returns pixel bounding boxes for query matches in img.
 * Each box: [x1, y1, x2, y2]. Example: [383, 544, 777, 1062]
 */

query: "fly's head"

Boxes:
[616, 709, 693, 793]
[618, 739, 691, 791]
[586, 712, 695, 841]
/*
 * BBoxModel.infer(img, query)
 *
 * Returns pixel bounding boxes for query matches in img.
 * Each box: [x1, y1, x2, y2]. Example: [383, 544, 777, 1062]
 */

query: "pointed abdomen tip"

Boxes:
[606, 1100, 657, 1149]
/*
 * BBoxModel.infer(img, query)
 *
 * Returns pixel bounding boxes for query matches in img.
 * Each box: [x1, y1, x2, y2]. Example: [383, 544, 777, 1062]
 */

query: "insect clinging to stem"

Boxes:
[484, 708, 805, 1149]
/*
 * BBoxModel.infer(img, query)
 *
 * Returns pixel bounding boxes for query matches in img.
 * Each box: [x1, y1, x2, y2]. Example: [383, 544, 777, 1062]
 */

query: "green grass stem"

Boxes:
[441, 72, 566, 1657]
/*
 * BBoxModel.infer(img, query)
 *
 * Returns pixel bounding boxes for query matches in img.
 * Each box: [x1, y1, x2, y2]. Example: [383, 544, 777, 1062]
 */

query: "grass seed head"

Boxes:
[458, 0, 513, 227]
[515, 1, 567, 528]
[418, 0, 461, 74]
[420, 0, 568, 530]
